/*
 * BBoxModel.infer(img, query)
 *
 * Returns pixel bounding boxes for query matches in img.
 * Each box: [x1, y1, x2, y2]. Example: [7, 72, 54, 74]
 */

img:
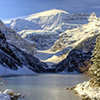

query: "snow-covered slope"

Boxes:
[0, 30, 48, 76]
[55, 30, 100, 73]
[26, 9, 70, 31]
[0, 19, 36, 55]
[26, 9, 69, 19]
[7, 19, 42, 32]
[51, 12, 99, 52]
[6, 9, 90, 50]
[34, 12, 100, 67]
[26, 9, 89, 30]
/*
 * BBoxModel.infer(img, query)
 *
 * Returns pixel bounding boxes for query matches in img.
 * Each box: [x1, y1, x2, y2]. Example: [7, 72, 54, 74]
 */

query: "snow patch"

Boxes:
[0, 64, 35, 76]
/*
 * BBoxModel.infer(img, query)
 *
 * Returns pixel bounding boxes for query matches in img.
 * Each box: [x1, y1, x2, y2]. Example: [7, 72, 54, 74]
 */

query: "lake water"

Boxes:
[3, 74, 88, 100]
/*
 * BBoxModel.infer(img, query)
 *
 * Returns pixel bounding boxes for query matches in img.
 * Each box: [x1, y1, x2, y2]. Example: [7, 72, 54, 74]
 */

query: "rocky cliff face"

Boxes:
[55, 34, 99, 73]
[0, 20, 36, 55]
[55, 49, 92, 73]
[0, 30, 21, 70]
[0, 30, 48, 76]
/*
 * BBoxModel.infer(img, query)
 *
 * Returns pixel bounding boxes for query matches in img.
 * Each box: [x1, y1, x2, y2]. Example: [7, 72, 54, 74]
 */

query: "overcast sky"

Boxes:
[0, 0, 100, 21]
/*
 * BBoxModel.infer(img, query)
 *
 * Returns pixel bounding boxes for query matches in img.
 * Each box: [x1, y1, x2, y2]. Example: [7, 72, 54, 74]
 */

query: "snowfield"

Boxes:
[0, 64, 35, 77]
[26, 9, 69, 19]
[34, 49, 68, 66]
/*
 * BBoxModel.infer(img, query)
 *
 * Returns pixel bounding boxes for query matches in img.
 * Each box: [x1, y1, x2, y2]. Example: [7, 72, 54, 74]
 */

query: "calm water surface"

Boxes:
[3, 74, 88, 100]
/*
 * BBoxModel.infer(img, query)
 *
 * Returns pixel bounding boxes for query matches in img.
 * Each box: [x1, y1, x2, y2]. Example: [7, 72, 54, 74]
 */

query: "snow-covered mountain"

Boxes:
[0, 30, 48, 76]
[5, 9, 100, 73]
[34, 12, 100, 73]
[6, 9, 90, 50]
[51, 13, 98, 51]
[55, 34, 99, 73]
[0, 20, 36, 55]
[54, 13, 100, 73]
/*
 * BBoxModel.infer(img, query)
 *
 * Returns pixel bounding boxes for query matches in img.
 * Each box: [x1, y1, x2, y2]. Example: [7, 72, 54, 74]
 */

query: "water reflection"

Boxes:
[4, 74, 86, 100]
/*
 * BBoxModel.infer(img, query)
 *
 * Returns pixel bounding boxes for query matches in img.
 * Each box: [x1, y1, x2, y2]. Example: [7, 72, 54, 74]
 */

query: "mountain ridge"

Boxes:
[6, 9, 90, 51]
[26, 9, 69, 19]
[4, 9, 100, 73]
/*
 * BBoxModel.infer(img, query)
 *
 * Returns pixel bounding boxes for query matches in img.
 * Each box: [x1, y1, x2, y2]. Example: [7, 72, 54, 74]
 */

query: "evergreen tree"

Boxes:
[89, 35, 100, 87]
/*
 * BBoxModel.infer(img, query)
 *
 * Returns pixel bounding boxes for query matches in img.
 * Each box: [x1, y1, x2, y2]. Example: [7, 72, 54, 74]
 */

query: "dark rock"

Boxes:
[69, 86, 76, 90]
[55, 49, 92, 73]
[66, 87, 69, 90]
[10, 93, 21, 100]
[54, 34, 99, 73]
[82, 97, 91, 100]
[66, 86, 76, 90]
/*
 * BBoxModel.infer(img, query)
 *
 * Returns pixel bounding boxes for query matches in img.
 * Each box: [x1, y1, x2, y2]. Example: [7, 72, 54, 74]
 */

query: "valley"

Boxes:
[1, 0, 100, 99]
[0, 9, 99, 75]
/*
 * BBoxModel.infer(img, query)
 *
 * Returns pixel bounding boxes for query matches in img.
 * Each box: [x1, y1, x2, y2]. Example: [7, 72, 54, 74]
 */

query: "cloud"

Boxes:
[92, 6, 100, 8]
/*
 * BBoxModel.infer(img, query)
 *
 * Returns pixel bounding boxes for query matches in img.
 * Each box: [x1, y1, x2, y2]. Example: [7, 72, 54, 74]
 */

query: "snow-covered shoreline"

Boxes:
[0, 89, 21, 100]
[74, 81, 100, 100]
[0, 64, 36, 77]
[0, 91, 10, 100]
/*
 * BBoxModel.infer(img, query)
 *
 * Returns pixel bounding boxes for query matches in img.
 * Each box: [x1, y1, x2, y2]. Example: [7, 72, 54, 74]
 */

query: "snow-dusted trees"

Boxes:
[89, 35, 100, 87]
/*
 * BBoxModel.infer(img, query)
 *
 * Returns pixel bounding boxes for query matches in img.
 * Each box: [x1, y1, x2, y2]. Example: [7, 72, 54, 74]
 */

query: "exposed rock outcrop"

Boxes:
[0, 30, 48, 75]
[0, 19, 36, 55]
[55, 34, 99, 73]
[55, 49, 92, 73]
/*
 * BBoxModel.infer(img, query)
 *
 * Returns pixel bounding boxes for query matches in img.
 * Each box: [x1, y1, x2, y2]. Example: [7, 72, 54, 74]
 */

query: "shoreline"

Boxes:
[0, 73, 38, 78]
[73, 81, 100, 100]
[0, 73, 82, 78]
[0, 89, 21, 100]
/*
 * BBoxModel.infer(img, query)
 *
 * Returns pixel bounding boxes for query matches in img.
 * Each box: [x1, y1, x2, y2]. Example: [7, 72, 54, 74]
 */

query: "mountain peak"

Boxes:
[26, 9, 69, 19]
[0, 19, 5, 27]
[88, 12, 97, 22]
